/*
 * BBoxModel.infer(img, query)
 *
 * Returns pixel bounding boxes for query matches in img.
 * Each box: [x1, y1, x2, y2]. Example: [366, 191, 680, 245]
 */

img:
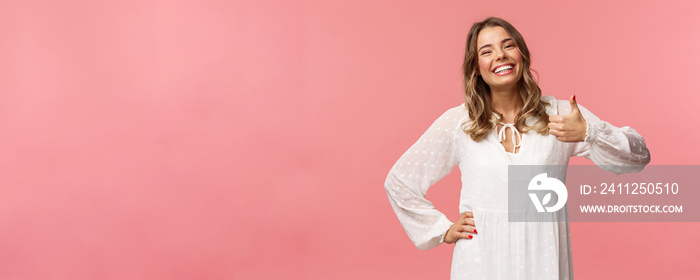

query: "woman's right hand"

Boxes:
[444, 212, 477, 244]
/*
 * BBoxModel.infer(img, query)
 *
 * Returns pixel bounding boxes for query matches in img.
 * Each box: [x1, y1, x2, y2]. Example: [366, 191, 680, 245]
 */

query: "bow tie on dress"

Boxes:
[498, 122, 521, 154]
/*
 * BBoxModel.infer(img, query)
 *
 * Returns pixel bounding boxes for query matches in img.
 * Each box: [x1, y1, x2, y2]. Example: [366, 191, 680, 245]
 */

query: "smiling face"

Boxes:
[476, 26, 523, 91]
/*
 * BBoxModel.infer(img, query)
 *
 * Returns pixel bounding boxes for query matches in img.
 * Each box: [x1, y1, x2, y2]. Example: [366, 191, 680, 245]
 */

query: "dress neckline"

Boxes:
[498, 122, 522, 154]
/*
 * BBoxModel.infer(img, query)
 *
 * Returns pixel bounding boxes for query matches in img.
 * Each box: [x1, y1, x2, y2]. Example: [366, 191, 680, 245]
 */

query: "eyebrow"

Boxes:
[478, 38, 514, 52]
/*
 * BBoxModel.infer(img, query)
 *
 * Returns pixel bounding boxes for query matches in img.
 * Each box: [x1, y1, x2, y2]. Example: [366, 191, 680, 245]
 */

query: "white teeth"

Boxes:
[494, 65, 514, 74]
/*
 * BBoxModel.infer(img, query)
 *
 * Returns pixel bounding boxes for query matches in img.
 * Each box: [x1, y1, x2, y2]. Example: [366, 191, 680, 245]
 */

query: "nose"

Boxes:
[495, 49, 507, 60]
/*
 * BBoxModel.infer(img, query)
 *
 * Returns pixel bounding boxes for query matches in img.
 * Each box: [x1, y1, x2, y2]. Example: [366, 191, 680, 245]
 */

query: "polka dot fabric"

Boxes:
[384, 95, 650, 279]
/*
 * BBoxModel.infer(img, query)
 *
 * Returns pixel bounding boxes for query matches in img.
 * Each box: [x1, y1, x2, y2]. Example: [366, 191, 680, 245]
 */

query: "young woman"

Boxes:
[384, 17, 650, 279]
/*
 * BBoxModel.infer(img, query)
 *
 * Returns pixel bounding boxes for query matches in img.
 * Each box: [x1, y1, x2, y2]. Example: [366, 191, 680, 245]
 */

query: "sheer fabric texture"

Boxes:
[384, 95, 650, 279]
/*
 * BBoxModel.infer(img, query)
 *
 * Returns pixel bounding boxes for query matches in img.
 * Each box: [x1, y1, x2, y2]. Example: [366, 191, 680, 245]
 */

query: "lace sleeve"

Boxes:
[384, 106, 463, 250]
[563, 101, 651, 174]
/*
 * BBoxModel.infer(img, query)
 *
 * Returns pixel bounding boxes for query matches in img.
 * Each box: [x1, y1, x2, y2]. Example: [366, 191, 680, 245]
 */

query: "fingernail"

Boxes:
[474, 229, 478, 234]
[573, 95, 576, 101]
[468, 235, 473, 239]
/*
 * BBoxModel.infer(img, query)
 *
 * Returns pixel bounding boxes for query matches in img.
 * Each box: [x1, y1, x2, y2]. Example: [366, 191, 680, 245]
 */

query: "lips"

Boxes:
[492, 63, 515, 76]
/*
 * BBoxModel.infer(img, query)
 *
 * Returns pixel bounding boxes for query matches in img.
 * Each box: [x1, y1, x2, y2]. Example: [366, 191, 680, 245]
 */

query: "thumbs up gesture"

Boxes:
[548, 95, 587, 142]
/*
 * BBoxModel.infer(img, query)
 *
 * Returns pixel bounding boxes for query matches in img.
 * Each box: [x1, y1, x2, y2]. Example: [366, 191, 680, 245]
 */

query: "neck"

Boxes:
[491, 87, 523, 122]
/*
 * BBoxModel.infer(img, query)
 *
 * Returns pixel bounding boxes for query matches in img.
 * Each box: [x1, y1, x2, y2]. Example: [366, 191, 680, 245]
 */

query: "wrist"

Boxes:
[443, 225, 454, 244]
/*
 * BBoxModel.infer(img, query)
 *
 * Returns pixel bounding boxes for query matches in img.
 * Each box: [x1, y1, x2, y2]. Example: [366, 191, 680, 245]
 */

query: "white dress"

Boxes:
[384, 95, 650, 279]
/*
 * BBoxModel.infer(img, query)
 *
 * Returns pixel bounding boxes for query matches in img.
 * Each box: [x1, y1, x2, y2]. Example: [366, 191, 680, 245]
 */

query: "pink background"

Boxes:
[1, 0, 698, 279]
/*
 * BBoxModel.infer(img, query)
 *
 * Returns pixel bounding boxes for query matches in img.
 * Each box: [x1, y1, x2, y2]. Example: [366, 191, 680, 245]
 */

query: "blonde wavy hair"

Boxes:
[461, 17, 550, 141]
